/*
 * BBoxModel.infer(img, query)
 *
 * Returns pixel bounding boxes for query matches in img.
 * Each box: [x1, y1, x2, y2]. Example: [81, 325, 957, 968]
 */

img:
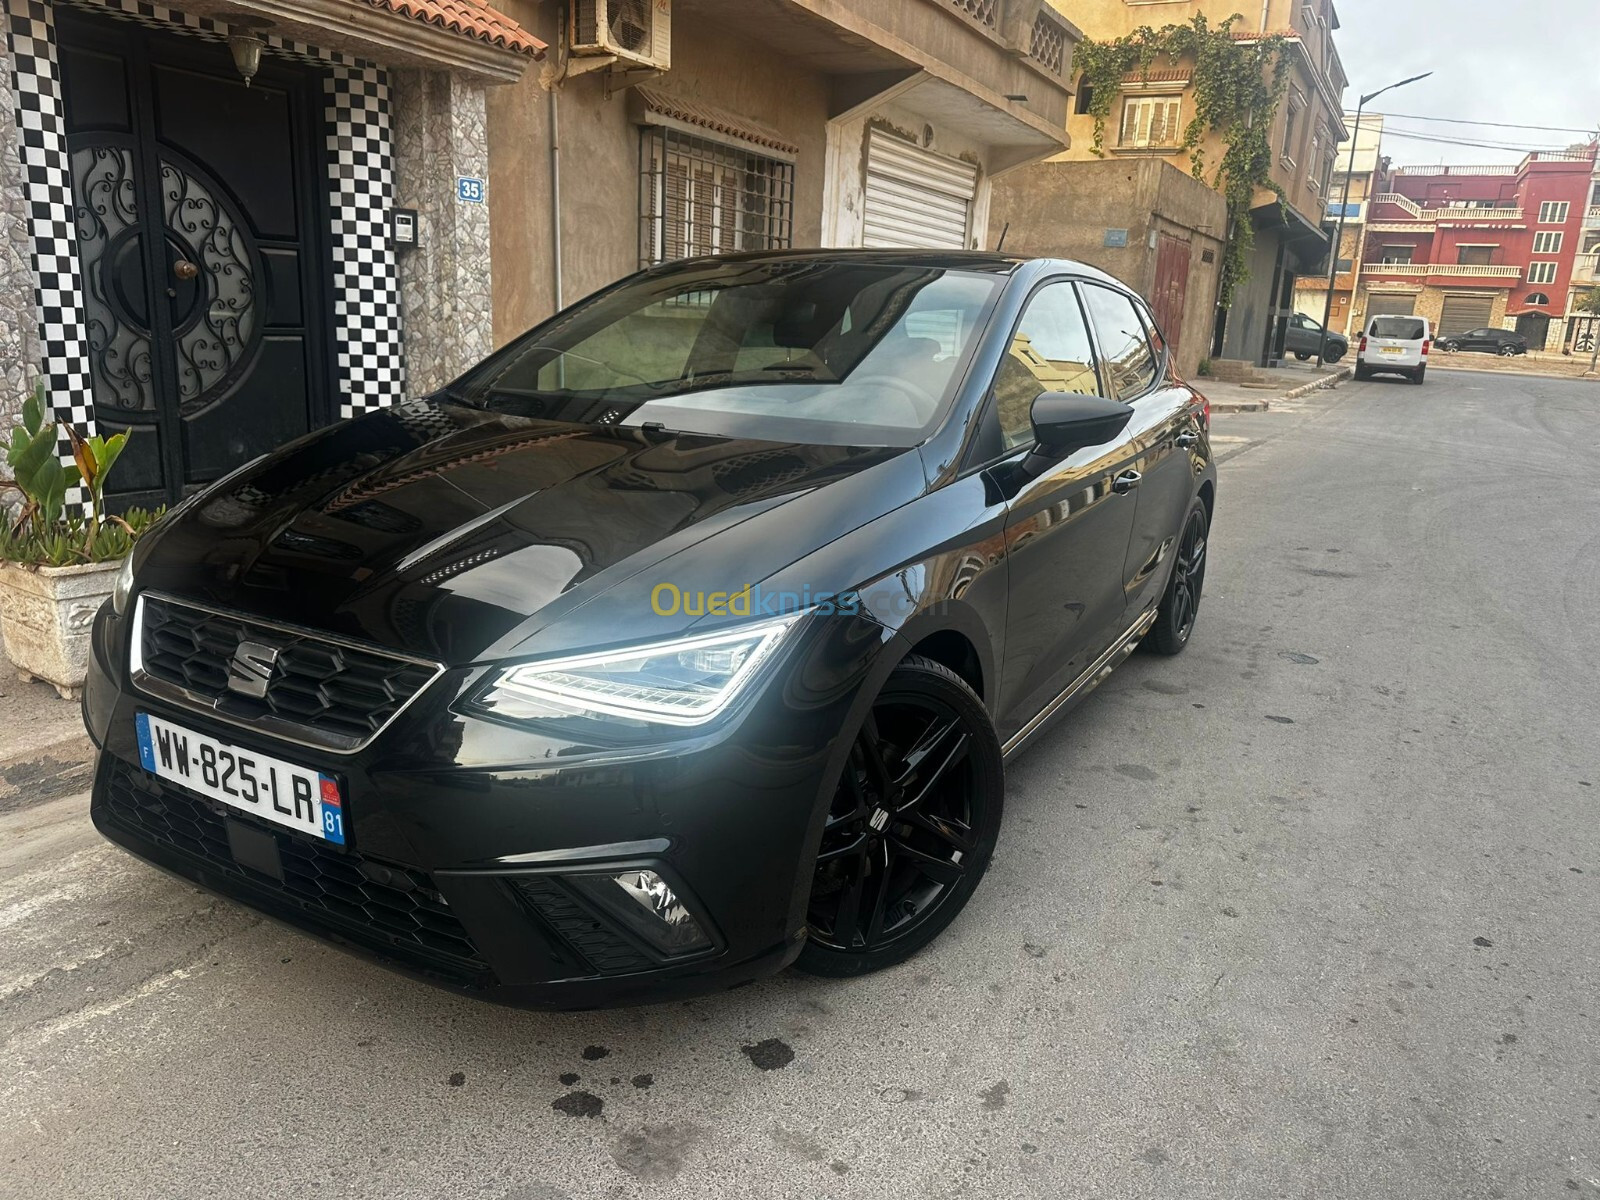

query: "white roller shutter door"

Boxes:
[862, 129, 978, 250]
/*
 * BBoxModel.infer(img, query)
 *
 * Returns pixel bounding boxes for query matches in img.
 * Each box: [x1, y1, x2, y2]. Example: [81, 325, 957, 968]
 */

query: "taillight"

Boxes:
[1421, 339, 1430, 356]
[1358, 336, 1368, 353]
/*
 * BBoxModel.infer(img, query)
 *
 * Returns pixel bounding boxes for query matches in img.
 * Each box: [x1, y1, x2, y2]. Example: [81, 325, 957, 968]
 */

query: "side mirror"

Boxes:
[1028, 392, 1134, 459]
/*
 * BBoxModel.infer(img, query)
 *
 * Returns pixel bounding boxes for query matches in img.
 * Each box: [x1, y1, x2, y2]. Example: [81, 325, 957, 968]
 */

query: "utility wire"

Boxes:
[1377, 127, 1577, 153]
[1371, 110, 1599, 136]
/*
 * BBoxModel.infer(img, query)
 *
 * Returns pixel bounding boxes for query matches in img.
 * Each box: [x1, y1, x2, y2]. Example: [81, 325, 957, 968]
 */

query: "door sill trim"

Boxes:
[1001, 607, 1158, 759]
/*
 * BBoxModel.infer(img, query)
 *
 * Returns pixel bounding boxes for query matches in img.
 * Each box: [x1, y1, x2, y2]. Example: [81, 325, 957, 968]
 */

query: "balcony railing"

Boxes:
[1370, 194, 1525, 223]
[1575, 253, 1600, 283]
[1587, 206, 1600, 225]
[936, 0, 1073, 76]
[1362, 262, 1523, 279]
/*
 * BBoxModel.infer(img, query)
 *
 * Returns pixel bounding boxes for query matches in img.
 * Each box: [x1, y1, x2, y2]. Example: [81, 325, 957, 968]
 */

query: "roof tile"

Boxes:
[360, 0, 546, 57]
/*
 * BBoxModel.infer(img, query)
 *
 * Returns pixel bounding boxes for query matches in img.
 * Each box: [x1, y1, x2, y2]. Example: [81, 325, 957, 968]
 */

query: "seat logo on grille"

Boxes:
[227, 640, 283, 699]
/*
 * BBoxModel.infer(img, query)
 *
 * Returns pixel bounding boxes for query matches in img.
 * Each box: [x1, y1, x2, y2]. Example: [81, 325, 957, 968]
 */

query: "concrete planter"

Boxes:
[0, 559, 121, 700]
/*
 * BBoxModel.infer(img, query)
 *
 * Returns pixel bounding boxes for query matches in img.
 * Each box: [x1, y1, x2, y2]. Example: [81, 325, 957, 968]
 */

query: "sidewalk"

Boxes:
[1429, 350, 1600, 381]
[0, 657, 94, 815]
[1197, 360, 1353, 412]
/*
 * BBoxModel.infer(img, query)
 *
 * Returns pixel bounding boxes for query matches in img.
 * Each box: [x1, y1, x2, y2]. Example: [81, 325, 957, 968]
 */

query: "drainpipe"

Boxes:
[550, 86, 563, 311]
[1259, 0, 1271, 32]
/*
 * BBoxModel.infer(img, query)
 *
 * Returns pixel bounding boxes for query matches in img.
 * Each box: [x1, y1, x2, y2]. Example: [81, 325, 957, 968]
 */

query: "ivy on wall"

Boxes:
[1077, 14, 1292, 306]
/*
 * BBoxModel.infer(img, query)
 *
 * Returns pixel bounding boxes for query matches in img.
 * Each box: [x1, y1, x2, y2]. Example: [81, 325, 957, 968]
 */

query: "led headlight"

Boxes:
[476, 612, 804, 727]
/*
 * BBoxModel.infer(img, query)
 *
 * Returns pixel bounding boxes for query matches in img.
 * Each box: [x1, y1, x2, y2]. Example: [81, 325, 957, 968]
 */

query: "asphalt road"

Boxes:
[4, 370, 1598, 1200]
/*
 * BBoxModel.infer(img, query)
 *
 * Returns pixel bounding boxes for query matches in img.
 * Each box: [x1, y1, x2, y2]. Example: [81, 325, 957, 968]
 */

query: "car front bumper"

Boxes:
[84, 598, 890, 1009]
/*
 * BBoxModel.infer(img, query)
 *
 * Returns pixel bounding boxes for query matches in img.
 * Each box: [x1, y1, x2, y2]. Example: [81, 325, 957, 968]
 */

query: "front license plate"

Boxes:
[135, 712, 346, 845]
[1380, 346, 1405, 355]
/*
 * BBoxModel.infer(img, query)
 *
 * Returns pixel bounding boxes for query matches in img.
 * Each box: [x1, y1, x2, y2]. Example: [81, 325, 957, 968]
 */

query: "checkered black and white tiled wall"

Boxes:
[4, 0, 97, 506]
[326, 66, 406, 418]
[1, 0, 407, 476]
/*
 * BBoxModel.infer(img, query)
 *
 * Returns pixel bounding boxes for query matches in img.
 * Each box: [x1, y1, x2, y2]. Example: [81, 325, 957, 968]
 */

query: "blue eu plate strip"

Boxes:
[135, 713, 157, 773]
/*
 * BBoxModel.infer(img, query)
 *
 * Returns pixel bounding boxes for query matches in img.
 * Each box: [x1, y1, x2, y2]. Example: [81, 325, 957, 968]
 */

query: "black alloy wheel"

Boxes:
[1146, 501, 1209, 655]
[797, 656, 1003, 977]
[1499, 344, 1520, 357]
[1325, 347, 1345, 364]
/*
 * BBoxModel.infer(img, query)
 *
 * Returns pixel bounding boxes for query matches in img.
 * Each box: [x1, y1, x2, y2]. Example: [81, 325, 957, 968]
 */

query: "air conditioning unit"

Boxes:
[571, 0, 671, 71]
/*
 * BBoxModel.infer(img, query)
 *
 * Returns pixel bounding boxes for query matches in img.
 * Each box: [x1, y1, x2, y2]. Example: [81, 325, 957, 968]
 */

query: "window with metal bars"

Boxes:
[638, 128, 795, 267]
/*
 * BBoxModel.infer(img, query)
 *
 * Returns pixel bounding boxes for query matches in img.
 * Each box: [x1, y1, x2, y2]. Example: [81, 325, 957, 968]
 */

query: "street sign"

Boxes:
[1104, 228, 1129, 248]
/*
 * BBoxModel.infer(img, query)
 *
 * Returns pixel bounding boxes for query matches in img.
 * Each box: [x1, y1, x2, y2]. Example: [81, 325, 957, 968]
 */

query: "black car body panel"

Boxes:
[87, 250, 1217, 1007]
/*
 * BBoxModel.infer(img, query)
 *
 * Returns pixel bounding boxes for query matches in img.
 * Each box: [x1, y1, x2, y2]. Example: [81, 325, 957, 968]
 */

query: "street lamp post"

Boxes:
[1316, 72, 1434, 368]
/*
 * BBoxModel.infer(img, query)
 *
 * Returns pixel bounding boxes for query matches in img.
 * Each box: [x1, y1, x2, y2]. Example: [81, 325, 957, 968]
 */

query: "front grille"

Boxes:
[101, 758, 488, 978]
[512, 877, 655, 976]
[136, 595, 439, 750]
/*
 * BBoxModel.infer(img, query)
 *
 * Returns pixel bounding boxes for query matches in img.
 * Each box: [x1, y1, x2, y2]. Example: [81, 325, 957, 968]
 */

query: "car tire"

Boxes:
[1413, 366, 1426, 385]
[795, 655, 1004, 978]
[1145, 501, 1209, 656]
[1294, 351, 1311, 361]
[1499, 345, 1518, 357]
[1325, 348, 1344, 364]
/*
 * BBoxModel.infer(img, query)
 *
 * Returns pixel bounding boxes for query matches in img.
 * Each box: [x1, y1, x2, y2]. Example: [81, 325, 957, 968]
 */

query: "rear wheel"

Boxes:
[796, 657, 1003, 978]
[1325, 348, 1345, 364]
[1413, 366, 1426, 385]
[1146, 501, 1209, 656]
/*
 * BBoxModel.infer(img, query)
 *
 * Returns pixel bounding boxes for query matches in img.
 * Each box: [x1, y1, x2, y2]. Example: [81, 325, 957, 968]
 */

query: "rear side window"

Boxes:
[1081, 284, 1159, 398]
[1369, 317, 1426, 340]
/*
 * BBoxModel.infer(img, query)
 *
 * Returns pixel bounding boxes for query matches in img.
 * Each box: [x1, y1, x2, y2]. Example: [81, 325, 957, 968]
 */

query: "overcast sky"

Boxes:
[1331, 0, 1600, 166]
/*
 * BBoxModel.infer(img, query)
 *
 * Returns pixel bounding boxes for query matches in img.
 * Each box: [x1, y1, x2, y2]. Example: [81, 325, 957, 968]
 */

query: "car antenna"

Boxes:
[995, 222, 1009, 252]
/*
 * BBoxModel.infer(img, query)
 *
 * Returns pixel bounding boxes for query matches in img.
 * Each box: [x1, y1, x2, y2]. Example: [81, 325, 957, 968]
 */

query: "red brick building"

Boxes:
[1355, 148, 1597, 350]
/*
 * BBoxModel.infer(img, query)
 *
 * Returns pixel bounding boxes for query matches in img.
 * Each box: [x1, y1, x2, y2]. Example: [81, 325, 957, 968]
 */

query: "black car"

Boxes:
[84, 251, 1216, 1008]
[1436, 327, 1527, 356]
[1284, 311, 1347, 363]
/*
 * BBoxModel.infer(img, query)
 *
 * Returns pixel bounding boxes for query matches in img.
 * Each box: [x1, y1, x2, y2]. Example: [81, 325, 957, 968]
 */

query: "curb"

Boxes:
[0, 732, 95, 815]
[1210, 365, 1351, 413]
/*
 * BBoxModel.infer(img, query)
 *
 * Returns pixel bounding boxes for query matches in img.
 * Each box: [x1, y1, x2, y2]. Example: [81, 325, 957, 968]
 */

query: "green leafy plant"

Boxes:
[1076, 13, 1292, 306]
[1196, 357, 1213, 377]
[2, 381, 162, 568]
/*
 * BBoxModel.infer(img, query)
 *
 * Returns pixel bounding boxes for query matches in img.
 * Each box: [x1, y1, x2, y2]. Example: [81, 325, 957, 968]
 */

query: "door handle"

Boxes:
[1174, 431, 1198, 448]
[1112, 470, 1142, 495]
[173, 259, 199, 281]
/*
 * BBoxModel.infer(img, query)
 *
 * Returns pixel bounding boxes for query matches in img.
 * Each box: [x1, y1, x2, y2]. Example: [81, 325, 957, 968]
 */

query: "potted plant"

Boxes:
[0, 383, 161, 700]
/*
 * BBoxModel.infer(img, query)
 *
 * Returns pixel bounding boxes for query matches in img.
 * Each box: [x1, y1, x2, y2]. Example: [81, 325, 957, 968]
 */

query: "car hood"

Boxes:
[134, 400, 917, 664]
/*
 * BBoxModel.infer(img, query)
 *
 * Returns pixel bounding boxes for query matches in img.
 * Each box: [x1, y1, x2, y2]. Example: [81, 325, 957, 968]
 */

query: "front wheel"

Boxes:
[1294, 351, 1311, 361]
[1324, 348, 1345, 364]
[796, 657, 1004, 978]
[1499, 345, 1520, 357]
[1145, 501, 1209, 655]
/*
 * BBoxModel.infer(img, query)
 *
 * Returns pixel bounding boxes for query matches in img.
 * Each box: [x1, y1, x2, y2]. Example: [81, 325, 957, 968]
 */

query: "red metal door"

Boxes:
[1150, 233, 1190, 363]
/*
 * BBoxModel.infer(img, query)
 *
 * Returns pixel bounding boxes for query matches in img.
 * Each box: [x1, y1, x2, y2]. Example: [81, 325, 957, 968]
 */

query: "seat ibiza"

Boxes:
[84, 251, 1216, 1007]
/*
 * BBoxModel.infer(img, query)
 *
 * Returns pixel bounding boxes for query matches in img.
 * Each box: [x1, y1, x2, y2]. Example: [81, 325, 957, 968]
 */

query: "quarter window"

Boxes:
[1537, 200, 1569, 224]
[993, 283, 1102, 451]
[1081, 285, 1160, 399]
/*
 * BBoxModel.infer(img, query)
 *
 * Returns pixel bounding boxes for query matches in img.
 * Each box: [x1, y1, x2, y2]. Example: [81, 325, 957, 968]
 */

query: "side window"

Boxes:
[1081, 285, 1159, 398]
[993, 283, 1102, 452]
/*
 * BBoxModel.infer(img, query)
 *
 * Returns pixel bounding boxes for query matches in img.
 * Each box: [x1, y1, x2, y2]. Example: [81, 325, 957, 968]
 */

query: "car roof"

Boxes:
[646, 248, 1131, 288]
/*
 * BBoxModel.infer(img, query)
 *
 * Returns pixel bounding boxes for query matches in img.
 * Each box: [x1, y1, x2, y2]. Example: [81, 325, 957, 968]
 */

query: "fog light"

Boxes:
[569, 869, 713, 956]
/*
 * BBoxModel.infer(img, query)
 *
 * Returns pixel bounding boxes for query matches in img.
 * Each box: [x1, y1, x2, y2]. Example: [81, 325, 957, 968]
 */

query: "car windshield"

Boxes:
[1371, 317, 1426, 339]
[449, 261, 1003, 447]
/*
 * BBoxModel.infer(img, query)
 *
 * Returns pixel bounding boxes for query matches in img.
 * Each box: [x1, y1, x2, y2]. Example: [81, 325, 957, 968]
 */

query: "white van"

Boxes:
[1354, 314, 1431, 384]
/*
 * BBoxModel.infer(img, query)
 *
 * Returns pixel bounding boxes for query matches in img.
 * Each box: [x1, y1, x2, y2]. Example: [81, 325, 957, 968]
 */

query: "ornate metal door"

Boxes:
[58, 13, 330, 509]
